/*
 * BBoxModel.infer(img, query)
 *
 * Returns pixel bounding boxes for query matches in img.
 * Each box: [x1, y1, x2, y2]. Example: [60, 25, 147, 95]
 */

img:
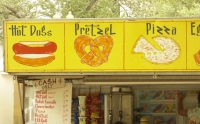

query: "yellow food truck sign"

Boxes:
[4, 19, 200, 72]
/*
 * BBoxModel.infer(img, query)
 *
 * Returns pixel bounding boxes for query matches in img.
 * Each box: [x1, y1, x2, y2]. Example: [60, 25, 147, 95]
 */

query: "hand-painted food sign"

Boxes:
[74, 35, 113, 67]
[5, 20, 200, 72]
[132, 36, 181, 64]
[194, 50, 200, 66]
[12, 41, 57, 66]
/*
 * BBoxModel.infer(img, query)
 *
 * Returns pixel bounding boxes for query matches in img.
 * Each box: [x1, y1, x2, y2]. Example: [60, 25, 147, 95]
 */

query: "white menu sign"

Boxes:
[32, 78, 65, 91]
[34, 83, 72, 124]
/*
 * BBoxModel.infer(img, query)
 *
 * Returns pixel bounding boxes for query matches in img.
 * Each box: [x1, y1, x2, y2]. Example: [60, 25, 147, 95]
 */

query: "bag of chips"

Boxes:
[79, 107, 86, 117]
[78, 96, 86, 107]
[78, 117, 86, 124]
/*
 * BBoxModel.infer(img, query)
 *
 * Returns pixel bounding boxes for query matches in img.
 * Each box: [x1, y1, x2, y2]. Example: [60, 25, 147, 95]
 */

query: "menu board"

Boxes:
[34, 83, 72, 124]
[5, 19, 200, 72]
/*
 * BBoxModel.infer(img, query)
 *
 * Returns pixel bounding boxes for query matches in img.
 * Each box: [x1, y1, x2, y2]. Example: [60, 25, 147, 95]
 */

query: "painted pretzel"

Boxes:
[74, 35, 113, 67]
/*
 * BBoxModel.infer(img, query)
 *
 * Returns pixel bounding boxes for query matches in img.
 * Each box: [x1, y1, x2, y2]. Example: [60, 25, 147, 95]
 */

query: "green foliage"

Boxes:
[32, 0, 120, 18]
[118, 0, 200, 17]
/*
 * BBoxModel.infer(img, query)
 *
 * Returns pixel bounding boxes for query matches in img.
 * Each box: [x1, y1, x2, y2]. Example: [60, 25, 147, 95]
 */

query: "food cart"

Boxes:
[3, 18, 200, 124]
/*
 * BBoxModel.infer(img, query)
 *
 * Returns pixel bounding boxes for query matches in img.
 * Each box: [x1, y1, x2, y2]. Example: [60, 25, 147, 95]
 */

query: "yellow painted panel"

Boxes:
[187, 21, 200, 70]
[125, 21, 186, 71]
[4, 19, 200, 72]
[65, 22, 124, 70]
[5, 22, 65, 71]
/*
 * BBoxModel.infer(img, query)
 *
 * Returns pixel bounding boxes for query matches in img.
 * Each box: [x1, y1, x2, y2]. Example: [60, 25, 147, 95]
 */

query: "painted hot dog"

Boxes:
[13, 41, 57, 54]
[12, 41, 57, 67]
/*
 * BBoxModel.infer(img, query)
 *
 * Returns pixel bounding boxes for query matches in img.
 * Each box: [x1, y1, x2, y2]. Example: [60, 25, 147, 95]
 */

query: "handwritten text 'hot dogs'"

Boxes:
[8, 25, 52, 36]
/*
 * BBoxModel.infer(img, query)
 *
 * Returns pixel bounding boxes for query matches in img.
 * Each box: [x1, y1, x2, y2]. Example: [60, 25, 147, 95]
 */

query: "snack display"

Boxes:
[79, 107, 86, 117]
[90, 118, 98, 124]
[139, 103, 151, 113]
[141, 91, 149, 99]
[74, 93, 103, 124]
[152, 104, 166, 113]
[12, 41, 57, 66]
[151, 104, 176, 113]
[86, 117, 91, 124]
[78, 117, 86, 124]
[85, 106, 91, 117]
[138, 90, 198, 123]
[139, 91, 151, 101]
[78, 96, 86, 107]
[91, 93, 101, 104]
[71, 116, 79, 124]
[153, 116, 176, 124]
[72, 98, 79, 107]
[77, 95, 87, 124]
[72, 107, 79, 112]
[71, 112, 78, 117]
[71, 98, 79, 124]
[139, 90, 180, 101]
[179, 90, 200, 94]
[164, 90, 178, 100]
[164, 104, 176, 113]
[100, 94, 104, 105]
[90, 112, 99, 119]
[74, 35, 113, 67]
[133, 36, 180, 64]
[152, 91, 164, 100]
[90, 93, 101, 119]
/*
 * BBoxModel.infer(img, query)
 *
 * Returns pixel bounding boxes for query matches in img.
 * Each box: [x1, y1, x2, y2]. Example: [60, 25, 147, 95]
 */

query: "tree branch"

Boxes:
[117, 0, 129, 17]
[85, 0, 98, 12]
[2, 3, 21, 18]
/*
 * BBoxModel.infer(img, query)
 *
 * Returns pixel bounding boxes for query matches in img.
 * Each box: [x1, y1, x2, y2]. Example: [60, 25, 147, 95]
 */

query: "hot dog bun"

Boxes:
[13, 41, 57, 66]
[14, 54, 55, 66]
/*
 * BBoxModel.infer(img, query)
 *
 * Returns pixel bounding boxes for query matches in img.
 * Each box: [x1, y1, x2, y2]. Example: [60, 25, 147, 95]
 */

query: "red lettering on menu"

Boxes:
[35, 86, 71, 123]
[35, 113, 48, 118]
[35, 118, 48, 123]
[36, 94, 47, 99]
[36, 90, 47, 94]
[35, 104, 55, 109]
[36, 109, 45, 113]
[35, 90, 58, 123]
[35, 99, 44, 104]
[45, 100, 56, 104]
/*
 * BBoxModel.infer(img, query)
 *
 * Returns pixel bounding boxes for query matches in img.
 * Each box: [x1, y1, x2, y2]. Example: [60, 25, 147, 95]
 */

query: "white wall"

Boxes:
[0, 44, 14, 123]
[0, 74, 14, 124]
